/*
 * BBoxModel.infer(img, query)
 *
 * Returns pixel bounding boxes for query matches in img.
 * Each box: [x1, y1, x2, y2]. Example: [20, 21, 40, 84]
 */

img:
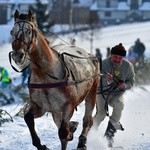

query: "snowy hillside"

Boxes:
[1, 21, 150, 150]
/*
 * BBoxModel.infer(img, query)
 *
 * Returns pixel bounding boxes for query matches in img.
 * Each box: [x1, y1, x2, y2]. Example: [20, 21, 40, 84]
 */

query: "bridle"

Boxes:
[8, 51, 29, 73]
[9, 20, 36, 72]
[10, 20, 100, 89]
[11, 20, 36, 54]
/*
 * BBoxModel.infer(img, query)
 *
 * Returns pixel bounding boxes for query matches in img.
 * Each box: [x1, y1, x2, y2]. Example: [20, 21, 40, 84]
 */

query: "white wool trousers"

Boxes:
[93, 93, 124, 130]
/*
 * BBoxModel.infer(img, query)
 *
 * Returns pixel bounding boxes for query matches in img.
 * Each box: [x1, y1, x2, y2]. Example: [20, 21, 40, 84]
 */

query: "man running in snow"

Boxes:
[93, 43, 135, 147]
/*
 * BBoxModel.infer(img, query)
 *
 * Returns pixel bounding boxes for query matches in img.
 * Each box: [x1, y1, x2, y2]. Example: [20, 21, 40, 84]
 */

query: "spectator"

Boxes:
[21, 67, 31, 86]
[95, 48, 102, 60]
[133, 38, 145, 61]
[0, 66, 15, 104]
[106, 47, 111, 57]
[126, 46, 138, 67]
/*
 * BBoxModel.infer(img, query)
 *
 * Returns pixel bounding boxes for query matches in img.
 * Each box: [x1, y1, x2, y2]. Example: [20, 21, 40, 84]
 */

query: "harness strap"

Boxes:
[61, 52, 97, 59]
[9, 51, 29, 73]
[28, 73, 100, 89]
[28, 81, 76, 89]
[99, 70, 124, 117]
[99, 58, 109, 116]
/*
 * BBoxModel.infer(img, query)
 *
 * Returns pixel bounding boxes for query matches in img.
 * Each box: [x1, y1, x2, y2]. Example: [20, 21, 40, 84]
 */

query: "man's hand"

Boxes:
[117, 82, 126, 90]
[106, 73, 114, 84]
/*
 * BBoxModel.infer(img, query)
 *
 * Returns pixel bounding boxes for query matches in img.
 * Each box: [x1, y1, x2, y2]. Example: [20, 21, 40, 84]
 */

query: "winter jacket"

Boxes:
[100, 57, 135, 96]
[134, 41, 145, 57]
[0, 67, 11, 89]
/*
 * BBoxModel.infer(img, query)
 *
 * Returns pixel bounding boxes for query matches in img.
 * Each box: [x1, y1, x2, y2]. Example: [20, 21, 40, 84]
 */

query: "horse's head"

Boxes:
[10, 10, 37, 67]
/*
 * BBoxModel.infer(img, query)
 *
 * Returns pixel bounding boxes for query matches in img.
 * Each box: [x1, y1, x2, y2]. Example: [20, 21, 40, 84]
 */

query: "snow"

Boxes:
[0, 0, 48, 4]
[90, 1, 150, 11]
[78, 0, 93, 7]
[90, 1, 99, 11]
[0, 25, 11, 45]
[117, 2, 130, 11]
[1, 21, 150, 150]
[139, 2, 150, 11]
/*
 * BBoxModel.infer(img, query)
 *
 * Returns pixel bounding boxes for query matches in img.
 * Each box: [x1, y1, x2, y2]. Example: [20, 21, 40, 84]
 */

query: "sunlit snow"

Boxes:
[0, 21, 150, 150]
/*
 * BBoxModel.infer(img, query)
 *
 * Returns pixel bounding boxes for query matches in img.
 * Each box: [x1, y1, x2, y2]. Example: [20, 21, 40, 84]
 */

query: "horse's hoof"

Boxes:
[76, 147, 87, 150]
[77, 135, 87, 149]
[67, 121, 79, 141]
[77, 143, 86, 150]
[69, 121, 79, 133]
[38, 145, 50, 150]
[68, 121, 79, 141]
[45, 147, 50, 150]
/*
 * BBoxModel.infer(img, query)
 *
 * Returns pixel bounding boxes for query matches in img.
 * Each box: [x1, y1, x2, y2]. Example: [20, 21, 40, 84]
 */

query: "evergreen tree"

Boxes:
[29, 0, 54, 35]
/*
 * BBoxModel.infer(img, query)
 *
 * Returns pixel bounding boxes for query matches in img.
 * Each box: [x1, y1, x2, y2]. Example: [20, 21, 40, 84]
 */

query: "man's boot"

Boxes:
[104, 121, 116, 147]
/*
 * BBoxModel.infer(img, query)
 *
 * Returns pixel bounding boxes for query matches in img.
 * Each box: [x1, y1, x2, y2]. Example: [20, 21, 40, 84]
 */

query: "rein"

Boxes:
[9, 47, 100, 89]
[9, 51, 29, 73]
[61, 52, 97, 59]
[27, 52, 100, 89]
[27, 47, 100, 89]
[12, 21, 35, 53]
[98, 69, 125, 116]
[10, 20, 100, 89]
[28, 58, 60, 80]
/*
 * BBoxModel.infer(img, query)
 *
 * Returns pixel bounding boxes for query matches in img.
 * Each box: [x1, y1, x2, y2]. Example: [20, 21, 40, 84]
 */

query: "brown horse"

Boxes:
[10, 10, 100, 150]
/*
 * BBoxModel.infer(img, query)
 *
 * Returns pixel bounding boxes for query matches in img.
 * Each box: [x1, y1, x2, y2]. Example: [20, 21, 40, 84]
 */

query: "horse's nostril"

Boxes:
[16, 51, 23, 57]
[19, 53, 24, 59]
[12, 51, 24, 60]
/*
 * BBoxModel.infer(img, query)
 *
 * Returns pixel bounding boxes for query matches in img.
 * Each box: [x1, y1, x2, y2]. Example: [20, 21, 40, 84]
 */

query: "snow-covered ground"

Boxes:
[0, 21, 150, 150]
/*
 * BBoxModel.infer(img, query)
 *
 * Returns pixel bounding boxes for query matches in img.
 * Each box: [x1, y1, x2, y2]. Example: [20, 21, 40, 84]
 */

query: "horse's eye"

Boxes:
[28, 30, 31, 34]
[10, 30, 13, 35]
[10, 29, 16, 36]
[25, 29, 31, 35]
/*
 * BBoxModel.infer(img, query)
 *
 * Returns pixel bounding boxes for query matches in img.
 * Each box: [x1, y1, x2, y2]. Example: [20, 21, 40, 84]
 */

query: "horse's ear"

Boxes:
[32, 13, 37, 23]
[14, 9, 20, 22]
[28, 10, 33, 21]
[28, 10, 38, 26]
[28, 10, 36, 22]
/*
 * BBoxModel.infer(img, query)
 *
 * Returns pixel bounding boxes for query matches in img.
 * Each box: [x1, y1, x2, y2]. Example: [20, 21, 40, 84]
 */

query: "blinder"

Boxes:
[11, 20, 36, 53]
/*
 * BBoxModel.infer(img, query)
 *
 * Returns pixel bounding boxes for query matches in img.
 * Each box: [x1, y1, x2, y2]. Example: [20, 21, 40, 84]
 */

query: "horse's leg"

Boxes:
[77, 81, 99, 150]
[52, 112, 62, 128]
[60, 121, 79, 150]
[24, 104, 49, 150]
[52, 112, 68, 150]
[58, 103, 78, 150]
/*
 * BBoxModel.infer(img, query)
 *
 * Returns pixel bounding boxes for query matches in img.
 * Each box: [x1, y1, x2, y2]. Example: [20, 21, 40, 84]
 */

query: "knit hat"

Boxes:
[111, 43, 126, 57]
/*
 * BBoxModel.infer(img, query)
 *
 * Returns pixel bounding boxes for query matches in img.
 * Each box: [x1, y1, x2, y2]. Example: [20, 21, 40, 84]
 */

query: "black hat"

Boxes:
[111, 43, 126, 57]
